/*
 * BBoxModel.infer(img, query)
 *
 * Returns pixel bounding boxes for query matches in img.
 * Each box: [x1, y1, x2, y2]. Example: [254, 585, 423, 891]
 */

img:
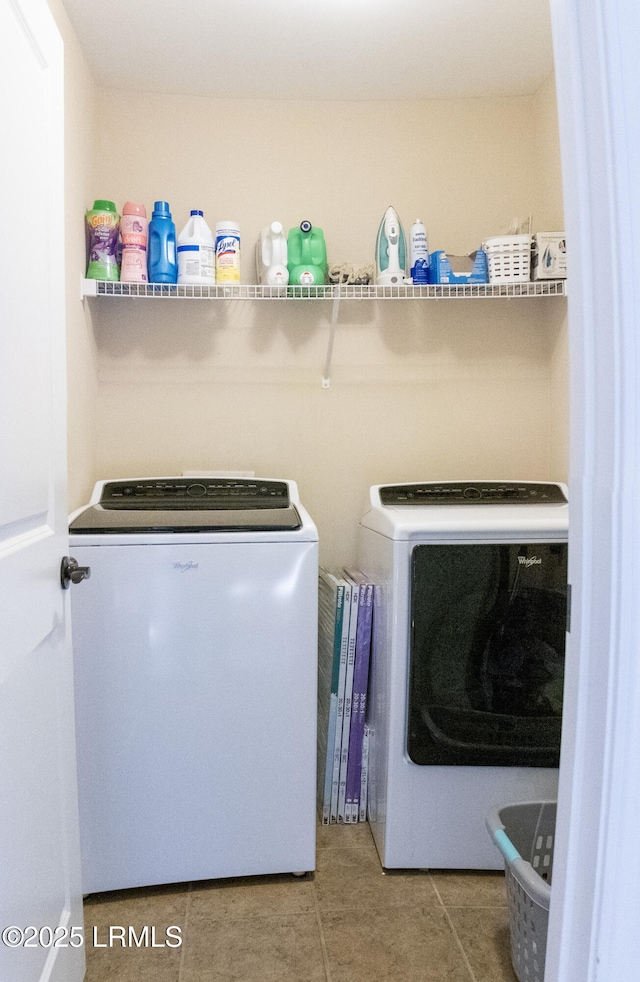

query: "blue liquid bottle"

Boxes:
[148, 201, 177, 284]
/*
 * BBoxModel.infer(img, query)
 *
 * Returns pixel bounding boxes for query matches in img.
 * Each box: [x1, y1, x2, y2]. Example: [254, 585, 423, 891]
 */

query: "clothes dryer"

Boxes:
[69, 477, 318, 893]
[356, 481, 568, 869]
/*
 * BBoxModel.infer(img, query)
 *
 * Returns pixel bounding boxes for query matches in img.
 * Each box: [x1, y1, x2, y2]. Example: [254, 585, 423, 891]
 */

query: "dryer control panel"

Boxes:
[379, 482, 567, 505]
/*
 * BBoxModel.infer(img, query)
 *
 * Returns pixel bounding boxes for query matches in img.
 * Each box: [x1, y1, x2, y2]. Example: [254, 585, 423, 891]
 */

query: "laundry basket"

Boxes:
[486, 800, 556, 982]
[482, 234, 532, 284]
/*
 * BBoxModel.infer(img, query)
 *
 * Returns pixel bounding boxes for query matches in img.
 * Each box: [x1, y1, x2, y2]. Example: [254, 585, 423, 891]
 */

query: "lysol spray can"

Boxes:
[409, 219, 430, 284]
[215, 221, 241, 282]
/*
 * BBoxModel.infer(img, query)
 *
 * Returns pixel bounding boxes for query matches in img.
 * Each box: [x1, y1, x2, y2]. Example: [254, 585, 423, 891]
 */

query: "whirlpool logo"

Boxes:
[172, 561, 199, 572]
[518, 555, 542, 567]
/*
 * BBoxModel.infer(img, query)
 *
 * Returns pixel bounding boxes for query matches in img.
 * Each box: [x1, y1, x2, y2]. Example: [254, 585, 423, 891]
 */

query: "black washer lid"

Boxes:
[69, 478, 302, 533]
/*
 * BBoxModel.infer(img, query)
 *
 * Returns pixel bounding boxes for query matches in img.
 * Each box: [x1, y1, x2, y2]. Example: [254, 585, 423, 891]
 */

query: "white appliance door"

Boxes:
[0, 1, 84, 980]
[72, 539, 318, 893]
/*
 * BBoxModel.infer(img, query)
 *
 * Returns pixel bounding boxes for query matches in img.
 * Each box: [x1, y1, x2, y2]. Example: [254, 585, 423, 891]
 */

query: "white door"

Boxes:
[0, 0, 85, 980]
[547, 1, 640, 979]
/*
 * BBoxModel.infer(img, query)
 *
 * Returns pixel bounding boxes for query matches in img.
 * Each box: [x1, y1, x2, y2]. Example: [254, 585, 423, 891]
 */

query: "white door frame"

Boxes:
[547, 2, 640, 979]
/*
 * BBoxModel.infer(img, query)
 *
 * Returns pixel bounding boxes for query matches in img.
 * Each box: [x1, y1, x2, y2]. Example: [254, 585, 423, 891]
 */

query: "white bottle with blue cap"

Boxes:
[177, 210, 216, 284]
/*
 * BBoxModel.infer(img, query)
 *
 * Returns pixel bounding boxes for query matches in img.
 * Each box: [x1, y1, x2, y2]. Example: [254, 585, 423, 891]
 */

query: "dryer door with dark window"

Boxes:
[408, 542, 567, 766]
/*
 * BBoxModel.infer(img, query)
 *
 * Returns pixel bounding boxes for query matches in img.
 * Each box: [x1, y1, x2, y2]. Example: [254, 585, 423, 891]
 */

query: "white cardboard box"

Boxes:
[532, 231, 567, 279]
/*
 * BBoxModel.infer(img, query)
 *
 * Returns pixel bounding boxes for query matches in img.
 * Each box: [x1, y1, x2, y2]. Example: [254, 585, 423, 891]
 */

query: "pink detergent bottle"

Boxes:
[120, 202, 148, 283]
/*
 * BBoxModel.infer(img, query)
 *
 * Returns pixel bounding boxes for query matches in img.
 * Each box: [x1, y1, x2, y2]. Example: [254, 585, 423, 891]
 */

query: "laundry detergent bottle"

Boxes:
[147, 201, 177, 284]
[256, 221, 289, 286]
[85, 200, 120, 281]
[120, 201, 148, 283]
[287, 220, 328, 286]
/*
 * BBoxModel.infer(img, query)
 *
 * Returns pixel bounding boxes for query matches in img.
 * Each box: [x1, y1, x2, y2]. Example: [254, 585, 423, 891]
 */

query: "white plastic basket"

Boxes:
[482, 234, 532, 284]
[486, 801, 556, 982]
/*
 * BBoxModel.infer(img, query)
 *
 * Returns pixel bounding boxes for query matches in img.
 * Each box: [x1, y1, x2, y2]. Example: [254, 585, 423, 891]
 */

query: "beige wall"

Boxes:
[533, 71, 565, 231]
[533, 71, 568, 480]
[47, 0, 98, 512]
[92, 90, 544, 266]
[58, 44, 566, 565]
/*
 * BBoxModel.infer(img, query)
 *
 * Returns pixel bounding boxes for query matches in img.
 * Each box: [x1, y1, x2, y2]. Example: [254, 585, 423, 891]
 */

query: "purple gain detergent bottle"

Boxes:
[147, 201, 177, 284]
[86, 200, 120, 281]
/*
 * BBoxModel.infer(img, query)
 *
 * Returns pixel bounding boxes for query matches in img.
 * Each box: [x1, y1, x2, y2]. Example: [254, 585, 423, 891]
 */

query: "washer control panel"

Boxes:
[379, 482, 567, 505]
[100, 478, 291, 510]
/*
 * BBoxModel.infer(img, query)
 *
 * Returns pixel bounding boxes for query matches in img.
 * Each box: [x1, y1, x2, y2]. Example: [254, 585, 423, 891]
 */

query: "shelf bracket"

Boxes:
[322, 291, 341, 388]
[81, 275, 97, 299]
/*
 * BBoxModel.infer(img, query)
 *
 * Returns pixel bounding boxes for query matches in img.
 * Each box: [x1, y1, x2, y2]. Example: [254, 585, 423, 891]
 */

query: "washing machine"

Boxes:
[356, 481, 568, 870]
[69, 476, 318, 893]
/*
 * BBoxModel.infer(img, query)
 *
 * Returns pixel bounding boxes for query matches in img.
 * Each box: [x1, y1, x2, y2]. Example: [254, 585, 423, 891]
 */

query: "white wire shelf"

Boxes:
[81, 278, 566, 300]
[81, 275, 567, 388]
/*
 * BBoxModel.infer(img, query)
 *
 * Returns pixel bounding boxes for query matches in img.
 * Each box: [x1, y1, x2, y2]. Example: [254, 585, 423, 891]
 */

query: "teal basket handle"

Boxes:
[494, 828, 521, 864]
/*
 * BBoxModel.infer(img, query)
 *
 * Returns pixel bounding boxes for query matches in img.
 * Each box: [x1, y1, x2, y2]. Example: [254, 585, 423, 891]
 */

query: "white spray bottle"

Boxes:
[256, 221, 289, 286]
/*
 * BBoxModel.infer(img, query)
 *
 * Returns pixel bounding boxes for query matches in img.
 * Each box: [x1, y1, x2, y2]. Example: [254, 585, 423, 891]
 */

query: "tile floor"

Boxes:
[82, 822, 517, 982]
